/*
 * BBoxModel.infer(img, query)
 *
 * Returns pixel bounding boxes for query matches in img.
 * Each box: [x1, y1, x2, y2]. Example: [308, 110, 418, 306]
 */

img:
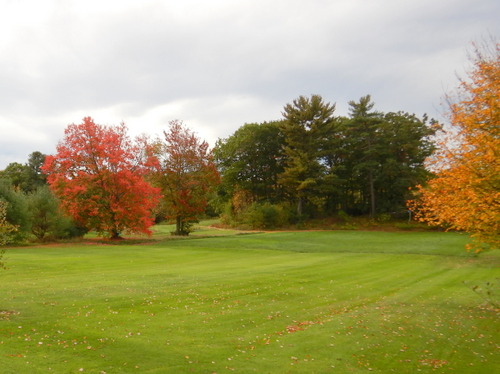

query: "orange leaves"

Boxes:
[409, 42, 499, 251]
[42, 118, 161, 238]
[284, 320, 319, 334]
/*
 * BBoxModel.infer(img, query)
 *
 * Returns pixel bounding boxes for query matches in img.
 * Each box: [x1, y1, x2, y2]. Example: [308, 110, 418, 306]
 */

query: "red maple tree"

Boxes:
[148, 120, 220, 235]
[43, 117, 161, 239]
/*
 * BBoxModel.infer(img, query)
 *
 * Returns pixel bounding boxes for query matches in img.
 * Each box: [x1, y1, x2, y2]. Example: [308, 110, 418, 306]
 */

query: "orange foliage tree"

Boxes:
[43, 117, 161, 239]
[148, 120, 220, 235]
[409, 42, 499, 251]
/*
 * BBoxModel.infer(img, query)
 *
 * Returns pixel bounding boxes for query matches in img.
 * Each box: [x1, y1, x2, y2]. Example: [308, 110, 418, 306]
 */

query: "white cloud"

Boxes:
[0, 0, 498, 168]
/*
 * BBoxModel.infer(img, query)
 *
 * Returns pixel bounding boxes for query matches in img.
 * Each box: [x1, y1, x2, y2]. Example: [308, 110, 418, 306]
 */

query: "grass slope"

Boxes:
[0, 228, 498, 373]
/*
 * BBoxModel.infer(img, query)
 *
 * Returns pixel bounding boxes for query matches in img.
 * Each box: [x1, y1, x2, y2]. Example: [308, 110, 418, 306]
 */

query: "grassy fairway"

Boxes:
[0, 227, 498, 373]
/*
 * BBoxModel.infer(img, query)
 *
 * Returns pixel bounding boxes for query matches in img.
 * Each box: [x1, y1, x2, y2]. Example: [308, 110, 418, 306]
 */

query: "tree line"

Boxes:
[0, 120, 219, 243]
[1, 41, 498, 251]
[0, 151, 85, 243]
[214, 94, 436, 227]
[1, 92, 435, 244]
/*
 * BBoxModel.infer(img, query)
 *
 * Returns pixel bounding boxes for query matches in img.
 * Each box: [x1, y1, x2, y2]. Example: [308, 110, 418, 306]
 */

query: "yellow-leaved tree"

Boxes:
[0, 200, 18, 247]
[409, 41, 499, 252]
[1, 200, 18, 269]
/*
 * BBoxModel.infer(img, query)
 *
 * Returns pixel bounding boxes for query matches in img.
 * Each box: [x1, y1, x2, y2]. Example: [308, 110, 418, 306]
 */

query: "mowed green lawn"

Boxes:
[0, 227, 498, 373]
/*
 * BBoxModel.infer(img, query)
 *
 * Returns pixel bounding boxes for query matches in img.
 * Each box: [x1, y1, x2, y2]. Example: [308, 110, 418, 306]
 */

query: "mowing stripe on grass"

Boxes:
[0, 230, 498, 373]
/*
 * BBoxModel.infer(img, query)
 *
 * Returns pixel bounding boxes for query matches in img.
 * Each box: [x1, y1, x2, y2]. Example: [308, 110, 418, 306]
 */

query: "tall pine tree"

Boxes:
[345, 95, 382, 217]
[279, 95, 336, 216]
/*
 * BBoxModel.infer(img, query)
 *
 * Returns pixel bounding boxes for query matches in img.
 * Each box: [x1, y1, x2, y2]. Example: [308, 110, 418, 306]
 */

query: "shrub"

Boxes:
[0, 179, 30, 241]
[221, 201, 292, 229]
[27, 186, 86, 241]
[243, 202, 290, 229]
[376, 213, 392, 223]
[336, 210, 352, 224]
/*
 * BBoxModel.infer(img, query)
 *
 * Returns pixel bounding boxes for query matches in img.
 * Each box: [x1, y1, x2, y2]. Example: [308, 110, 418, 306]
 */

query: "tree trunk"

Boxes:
[368, 170, 376, 218]
[110, 229, 121, 240]
[297, 196, 303, 217]
[176, 216, 182, 235]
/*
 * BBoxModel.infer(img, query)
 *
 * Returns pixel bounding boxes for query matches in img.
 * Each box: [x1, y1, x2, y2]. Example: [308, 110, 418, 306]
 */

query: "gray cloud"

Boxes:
[1, 0, 498, 168]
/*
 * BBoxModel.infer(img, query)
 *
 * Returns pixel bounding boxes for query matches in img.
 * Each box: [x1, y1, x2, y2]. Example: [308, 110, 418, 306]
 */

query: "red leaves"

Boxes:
[43, 117, 161, 238]
[148, 120, 220, 234]
[42, 118, 220, 237]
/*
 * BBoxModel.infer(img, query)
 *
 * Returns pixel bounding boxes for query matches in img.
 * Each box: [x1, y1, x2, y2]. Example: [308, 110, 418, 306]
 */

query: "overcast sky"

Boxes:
[0, 0, 498, 169]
